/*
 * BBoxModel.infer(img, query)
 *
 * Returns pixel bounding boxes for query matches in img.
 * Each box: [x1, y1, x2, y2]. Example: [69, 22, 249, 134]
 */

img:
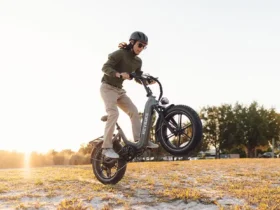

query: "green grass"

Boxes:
[0, 159, 280, 209]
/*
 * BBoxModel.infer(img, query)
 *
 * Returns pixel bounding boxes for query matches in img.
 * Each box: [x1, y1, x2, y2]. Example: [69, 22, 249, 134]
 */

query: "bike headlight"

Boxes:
[160, 97, 169, 105]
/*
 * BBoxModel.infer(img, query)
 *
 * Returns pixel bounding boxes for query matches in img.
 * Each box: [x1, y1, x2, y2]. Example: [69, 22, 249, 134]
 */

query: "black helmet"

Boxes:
[129, 31, 148, 44]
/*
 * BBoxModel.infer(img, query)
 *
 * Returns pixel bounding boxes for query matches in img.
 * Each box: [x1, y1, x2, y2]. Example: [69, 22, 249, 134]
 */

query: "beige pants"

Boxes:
[100, 82, 141, 148]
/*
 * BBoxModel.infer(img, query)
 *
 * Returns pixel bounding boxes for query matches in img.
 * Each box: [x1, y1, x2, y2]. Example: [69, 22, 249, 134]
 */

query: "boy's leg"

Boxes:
[100, 83, 119, 153]
[117, 92, 141, 142]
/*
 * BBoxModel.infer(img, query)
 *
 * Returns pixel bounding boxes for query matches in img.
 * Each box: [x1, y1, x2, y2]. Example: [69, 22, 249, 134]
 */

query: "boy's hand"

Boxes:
[150, 80, 156, 85]
[120, 72, 131, 80]
[146, 79, 156, 85]
[118, 42, 127, 49]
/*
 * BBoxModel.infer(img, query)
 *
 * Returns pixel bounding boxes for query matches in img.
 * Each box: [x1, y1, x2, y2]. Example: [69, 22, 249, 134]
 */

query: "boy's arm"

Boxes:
[102, 50, 123, 77]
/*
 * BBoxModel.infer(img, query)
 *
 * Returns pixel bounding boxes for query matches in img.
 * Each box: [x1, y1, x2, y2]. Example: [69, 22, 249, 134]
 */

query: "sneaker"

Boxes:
[102, 148, 119, 159]
[146, 141, 159, 149]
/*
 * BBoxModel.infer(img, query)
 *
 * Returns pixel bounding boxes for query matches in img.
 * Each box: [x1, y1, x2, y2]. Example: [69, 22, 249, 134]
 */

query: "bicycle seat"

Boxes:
[101, 115, 108, 122]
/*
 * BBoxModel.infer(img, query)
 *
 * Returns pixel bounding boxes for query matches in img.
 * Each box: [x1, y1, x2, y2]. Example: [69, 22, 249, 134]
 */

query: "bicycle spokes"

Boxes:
[165, 113, 194, 148]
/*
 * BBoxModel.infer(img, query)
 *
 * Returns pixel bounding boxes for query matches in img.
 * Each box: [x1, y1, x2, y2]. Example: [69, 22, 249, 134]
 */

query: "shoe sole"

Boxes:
[104, 155, 119, 159]
[102, 153, 119, 159]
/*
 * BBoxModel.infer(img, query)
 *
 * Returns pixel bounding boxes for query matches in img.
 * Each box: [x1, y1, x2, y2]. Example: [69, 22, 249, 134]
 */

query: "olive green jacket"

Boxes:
[101, 49, 143, 88]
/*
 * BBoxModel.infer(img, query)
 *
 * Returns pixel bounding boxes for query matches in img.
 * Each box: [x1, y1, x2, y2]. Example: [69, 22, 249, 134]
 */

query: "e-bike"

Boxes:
[89, 73, 203, 184]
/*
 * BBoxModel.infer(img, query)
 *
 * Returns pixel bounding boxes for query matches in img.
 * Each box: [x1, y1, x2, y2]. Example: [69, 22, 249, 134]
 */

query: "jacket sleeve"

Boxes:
[101, 50, 123, 77]
[134, 59, 143, 85]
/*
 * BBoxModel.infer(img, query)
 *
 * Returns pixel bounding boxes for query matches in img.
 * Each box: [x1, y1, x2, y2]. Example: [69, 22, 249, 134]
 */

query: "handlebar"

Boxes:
[129, 72, 163, 101]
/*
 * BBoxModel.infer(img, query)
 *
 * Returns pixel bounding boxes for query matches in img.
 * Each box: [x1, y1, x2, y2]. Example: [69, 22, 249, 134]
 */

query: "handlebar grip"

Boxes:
[129, 73, 163, 100]
[129, 72, 136, 79]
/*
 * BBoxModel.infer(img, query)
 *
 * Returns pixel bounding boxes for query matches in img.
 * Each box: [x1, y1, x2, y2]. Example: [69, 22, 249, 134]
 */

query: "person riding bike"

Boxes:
[100, 31, 159, 159]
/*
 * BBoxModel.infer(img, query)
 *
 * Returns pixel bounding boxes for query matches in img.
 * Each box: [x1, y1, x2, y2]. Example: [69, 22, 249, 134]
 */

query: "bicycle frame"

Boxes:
[118, 95, 158, 150]
[91, 73, 173, 151]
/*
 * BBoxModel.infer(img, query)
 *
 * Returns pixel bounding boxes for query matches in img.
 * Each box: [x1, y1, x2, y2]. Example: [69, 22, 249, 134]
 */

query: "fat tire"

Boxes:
[156, 105, 203, 156]
[92, 141, 127, 185]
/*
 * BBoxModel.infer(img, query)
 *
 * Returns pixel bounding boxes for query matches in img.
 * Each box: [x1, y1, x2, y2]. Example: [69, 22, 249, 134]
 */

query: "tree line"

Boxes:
[1, 101, 279, 169]
[200, 101, 280, 158]
[0, 146, 92, 169]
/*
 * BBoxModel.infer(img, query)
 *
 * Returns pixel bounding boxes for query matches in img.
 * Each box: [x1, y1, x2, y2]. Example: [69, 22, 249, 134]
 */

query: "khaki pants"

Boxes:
[100, 82, 141, 148]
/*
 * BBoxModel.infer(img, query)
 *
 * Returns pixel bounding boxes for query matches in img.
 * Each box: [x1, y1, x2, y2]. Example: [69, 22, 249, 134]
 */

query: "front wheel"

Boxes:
[91, 141, 127, 185]
[156, 105, 203, 156]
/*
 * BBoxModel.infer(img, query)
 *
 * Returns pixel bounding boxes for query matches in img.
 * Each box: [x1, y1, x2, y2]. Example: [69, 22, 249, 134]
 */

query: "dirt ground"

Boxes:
[0, 159, 279, 210]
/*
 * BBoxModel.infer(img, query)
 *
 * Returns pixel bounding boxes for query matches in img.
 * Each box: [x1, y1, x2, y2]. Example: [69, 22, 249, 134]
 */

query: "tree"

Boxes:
[266, 109, 280, 149]
[200, 105, 228, 158]
[233, 101, 280, 157]
[60, 149, 75, 155]
[200, 102, 280, 158]
[78, 143, 92, 155]
[217, 104, 237, 154]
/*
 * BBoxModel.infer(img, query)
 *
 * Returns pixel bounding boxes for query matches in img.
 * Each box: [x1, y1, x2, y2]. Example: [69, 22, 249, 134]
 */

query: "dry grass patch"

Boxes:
[0, 159, 280, 209]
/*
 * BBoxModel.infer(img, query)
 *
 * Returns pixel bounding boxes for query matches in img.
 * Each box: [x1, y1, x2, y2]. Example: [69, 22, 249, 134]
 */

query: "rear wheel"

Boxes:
[156, 105, 203, 156]
[92, 141, 127, 185]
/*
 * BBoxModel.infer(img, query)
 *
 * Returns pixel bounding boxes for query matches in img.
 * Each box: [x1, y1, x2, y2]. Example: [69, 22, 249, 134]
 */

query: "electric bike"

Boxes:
[89, 73, 203, 185]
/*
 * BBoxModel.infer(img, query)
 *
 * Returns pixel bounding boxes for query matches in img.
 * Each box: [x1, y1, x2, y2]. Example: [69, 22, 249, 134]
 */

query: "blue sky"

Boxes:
[0, 0, 279, 153]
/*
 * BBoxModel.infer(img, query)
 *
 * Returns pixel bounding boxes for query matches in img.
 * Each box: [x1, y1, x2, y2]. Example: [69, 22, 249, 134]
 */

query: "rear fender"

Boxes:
[89, 138, 103, 148]
[89, 138, 103, 163]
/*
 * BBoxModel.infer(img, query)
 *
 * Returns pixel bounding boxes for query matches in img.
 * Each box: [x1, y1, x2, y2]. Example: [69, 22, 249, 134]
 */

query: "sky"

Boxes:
[0, 0, 279, 154]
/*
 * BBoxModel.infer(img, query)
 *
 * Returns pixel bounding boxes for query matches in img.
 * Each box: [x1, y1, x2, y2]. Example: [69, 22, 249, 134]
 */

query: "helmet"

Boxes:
[129, 31, 148, 44]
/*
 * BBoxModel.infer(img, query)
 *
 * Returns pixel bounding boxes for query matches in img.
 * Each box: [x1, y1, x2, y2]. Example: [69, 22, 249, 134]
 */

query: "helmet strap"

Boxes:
[129, 40, 137, 55]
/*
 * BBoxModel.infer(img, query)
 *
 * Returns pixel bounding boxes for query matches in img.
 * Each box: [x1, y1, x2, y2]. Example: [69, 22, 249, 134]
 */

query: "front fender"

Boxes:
[155, 104, 174, 141]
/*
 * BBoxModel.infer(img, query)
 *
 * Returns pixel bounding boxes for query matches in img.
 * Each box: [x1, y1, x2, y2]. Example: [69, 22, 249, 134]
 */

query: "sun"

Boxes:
[17, 146, 33, 168]
[14, 144, 33, 169]
[24, 151, 31, 169]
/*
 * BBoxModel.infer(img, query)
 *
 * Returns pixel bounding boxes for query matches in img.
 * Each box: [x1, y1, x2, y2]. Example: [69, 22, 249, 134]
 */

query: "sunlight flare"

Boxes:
[24, 151, 31, 169]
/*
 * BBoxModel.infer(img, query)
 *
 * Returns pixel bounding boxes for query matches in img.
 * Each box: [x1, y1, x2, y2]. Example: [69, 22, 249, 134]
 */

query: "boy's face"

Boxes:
[133, 41, 147, 55]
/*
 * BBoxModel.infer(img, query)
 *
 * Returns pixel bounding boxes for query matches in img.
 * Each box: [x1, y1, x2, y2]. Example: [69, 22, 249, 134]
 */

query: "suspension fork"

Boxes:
[154, 105, 177, 133]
